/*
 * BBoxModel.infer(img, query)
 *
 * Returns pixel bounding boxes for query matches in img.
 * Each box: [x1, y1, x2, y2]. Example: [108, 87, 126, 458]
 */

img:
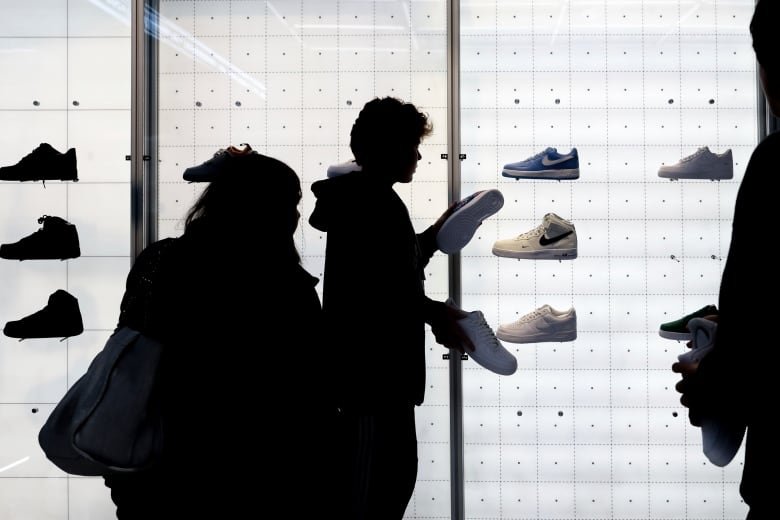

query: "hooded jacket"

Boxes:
[310, 171, 438, 409]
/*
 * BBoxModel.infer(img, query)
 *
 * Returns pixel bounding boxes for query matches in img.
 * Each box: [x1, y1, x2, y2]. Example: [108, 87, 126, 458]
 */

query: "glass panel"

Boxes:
[0, 0, 131, 517]
[155, 1, 449, 517]
[460, 1, 756, 518]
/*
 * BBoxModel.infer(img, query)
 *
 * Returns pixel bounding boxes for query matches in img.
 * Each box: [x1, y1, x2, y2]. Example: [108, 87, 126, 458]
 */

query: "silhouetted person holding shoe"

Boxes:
[310, 96, 473, 519]
[104, 151, 336, 518]
[673, 2, 780, 517]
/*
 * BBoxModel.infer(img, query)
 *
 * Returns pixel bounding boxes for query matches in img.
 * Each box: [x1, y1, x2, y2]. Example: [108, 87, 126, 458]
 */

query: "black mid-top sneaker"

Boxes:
[0, 215, 81, 260]
[0, 143, 78, 182]
[3, 289, 84, 340]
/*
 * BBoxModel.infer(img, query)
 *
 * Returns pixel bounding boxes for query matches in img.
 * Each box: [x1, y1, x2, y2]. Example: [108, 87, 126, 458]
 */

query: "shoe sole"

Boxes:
[491, 247, 577, 260]
[468, 350, 518, 375]
[437, 189, 504, 254]
[658, 329, 691, 341]
[701, 417, 746, 467]
[657, 170, 733, 180]
[502, 168, 579, 180]
[496, 329, 577, 343]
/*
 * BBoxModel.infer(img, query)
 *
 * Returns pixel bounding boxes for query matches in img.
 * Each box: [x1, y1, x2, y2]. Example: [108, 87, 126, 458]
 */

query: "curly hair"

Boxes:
[350, 97, 433, 169]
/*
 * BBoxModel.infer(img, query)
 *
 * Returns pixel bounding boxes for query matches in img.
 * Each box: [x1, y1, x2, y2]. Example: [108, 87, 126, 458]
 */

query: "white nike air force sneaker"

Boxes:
[492, 213, 577, 259]
[496, 304, 577, 344]
[658, 147, 733, 180]
[446, 299, 517, 376]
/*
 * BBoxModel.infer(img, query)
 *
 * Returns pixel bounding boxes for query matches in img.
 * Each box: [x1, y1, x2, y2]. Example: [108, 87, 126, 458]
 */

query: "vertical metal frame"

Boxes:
[131, 0, 159, 259]
[446, 1, 465, 519]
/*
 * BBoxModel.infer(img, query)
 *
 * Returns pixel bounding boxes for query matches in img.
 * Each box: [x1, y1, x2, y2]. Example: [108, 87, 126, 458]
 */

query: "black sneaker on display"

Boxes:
[0, 143, 78, 182]
[0, 215, 81, 260]
[3, 289, 84, 340]
[183, 143, 257, 182]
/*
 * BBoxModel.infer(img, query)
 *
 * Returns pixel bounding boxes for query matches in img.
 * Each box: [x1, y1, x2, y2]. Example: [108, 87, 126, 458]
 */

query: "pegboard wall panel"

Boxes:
[460, 1, 754, 519]
[0, 1, 130, 518]
[156, 1, 451, 518]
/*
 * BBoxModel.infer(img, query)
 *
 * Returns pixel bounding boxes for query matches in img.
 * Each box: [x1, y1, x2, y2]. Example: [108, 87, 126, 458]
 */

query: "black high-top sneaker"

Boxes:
[0, 143, 78, 182]
[3, 290, 84, 340]
[0, 215, 81, 260]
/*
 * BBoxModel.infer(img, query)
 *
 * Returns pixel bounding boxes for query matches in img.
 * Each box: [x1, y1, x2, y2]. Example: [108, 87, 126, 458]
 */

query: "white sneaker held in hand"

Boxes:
[680, 317, 746, 468]
[446, 299, 517, 376]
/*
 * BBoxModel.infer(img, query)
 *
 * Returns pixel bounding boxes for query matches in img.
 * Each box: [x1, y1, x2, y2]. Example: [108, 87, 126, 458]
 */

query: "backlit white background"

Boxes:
[0, 1, 757, 518]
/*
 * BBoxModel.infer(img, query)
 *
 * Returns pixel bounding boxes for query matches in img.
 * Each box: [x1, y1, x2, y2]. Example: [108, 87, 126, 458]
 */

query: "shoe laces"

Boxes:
[526, 147, 554, 161]
[516, 223, 544, 240]
[471, 314, 501, 350]
[515, 307, 547, 324]
[680, 147, 707, 163]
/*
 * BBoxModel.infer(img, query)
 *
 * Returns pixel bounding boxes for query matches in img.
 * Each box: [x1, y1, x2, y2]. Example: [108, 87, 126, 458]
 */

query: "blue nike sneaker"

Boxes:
[502, 147, 580, 180]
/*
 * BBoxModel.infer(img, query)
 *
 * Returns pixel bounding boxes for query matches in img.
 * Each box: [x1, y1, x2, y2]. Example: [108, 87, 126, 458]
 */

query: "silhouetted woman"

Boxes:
[104, 151, 335, 518]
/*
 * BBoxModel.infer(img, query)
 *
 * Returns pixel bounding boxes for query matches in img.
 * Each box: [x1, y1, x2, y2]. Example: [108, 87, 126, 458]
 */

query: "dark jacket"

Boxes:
[703, 131, 780, 416]
[104, 222, 332, 517]
[310, 171, 438, 410]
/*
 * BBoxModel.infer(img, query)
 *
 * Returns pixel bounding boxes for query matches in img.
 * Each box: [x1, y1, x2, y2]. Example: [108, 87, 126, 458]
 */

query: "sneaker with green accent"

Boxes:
[659, 304, 718, 340]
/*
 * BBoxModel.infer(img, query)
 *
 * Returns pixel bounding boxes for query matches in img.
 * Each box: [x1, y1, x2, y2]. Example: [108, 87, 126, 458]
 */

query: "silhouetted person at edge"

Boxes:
[310, 96, 473, 519]
[104, 152, 337, 518]
[673, 1, 780, 517]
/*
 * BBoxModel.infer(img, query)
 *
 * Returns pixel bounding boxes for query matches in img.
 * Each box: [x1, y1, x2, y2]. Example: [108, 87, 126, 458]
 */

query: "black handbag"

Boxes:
[38, 326, 164, 476]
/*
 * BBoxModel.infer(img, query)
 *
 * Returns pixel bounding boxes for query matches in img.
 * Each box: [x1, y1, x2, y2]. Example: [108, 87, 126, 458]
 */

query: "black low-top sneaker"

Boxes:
[3, 289, 84, 340]
[0, 143, 78, 182]
[0, 215, 81, 260]
[183, 143, 256, 182]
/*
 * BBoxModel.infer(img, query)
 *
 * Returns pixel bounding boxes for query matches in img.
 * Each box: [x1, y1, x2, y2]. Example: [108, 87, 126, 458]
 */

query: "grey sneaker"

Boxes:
[446, 299, 517, 376]
[496, 304, 577, 344]
[183, 143, 257, 182]
[492, 213, 577, 260]
[658, 147, 733, 180]
[437, 189, 504, 254]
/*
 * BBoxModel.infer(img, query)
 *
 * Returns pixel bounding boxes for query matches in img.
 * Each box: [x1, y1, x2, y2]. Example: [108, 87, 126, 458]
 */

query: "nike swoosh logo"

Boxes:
[541, 155, 574, 166]
[539, 230, 574, 246]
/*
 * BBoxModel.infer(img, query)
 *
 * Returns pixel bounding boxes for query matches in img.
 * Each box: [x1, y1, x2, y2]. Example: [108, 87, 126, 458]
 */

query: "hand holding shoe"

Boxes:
[424, 298, 475, 354]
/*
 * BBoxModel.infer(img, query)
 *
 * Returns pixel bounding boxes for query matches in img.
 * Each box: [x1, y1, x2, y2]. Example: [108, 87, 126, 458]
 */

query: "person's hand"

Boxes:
[426, 300, 475, 354]
[671, 358, 703, 426]
[431, 200, 461, 235]
[671, 313, 718, 427]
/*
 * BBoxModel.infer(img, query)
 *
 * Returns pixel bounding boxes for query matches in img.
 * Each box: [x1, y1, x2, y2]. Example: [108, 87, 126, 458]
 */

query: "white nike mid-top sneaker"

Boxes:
[492, 213, 577, 259]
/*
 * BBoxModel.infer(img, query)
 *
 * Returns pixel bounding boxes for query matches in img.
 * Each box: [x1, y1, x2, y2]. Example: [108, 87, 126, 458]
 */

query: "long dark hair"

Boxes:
[184, 152, 302, 263]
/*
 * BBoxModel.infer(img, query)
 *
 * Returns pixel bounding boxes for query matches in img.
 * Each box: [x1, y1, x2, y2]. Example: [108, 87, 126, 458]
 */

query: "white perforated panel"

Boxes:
[156, 1, 451, 517]
[0, 1, 131, 518]
[460, 1, 755, 518]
